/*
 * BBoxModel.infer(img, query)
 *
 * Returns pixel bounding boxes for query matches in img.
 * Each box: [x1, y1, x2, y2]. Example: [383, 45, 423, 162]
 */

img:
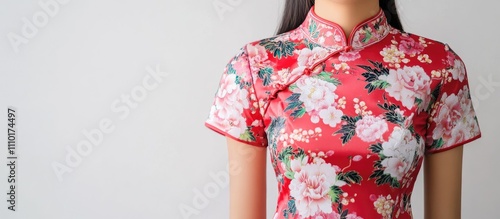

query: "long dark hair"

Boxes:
[276, 0, 403, 35]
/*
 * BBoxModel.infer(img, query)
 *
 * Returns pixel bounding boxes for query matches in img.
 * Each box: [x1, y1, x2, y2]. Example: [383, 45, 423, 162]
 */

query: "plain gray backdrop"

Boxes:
[0, 0, 498, 218]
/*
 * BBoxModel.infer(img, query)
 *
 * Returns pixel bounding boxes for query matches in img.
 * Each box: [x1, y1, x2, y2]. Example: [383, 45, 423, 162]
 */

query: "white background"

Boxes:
[0, 0, 498, 218]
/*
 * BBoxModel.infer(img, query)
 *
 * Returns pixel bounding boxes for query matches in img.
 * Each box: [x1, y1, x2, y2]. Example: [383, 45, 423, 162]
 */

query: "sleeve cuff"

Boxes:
[204, 121, 267, 147]
[425, 133, 482, 155]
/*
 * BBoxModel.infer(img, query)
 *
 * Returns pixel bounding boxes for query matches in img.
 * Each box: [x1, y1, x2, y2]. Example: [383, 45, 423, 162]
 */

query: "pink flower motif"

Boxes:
[353, 155, 363, 162]
[271, 68, 292, 85]
[355, 115, 389, 142]
[398, 36, 424, 56]
[232, 54, 251, 83]
[381, 157, 409, 181]
[247, 44, 269, 72]
[446, 50, 457, 66]
[315, 211, 364, 219]
[297, 47, 329, 66]
[450, 59, 466, 82]
[209, 73, 250, 137]
[339, 50, 361, 62]
[432, 92, 460, 141]
[430, 85, 479, 147]
[289, 162, 344, 218]
[289, 29, 304, 41]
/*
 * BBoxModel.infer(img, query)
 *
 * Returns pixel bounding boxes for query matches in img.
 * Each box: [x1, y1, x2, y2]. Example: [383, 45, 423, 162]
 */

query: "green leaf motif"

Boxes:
[361, 28, 373, 43]
[239, 128, 256, 142]
[374, 19, 382, 30]
[315, 71, 342, 85]
[359, 61, 390, 93]
[285, 93, 306, 120]
[284, 101, 302, 112]
[259, 39, 297, 59]
[377, 94, 405, 126]
[338, 171, 362, 184]
[369, 169, 401, 188]
[287, 199, 296, 215]
[309, 20, 320, 39]
[384, 110, 405, 126]
[430, 138, 444, 150]
[278, 146, 308, 180]
[427, 82, 442, 111]
[373, 160, 383, 168]
[329, 185, 343, 203]
[408, 125, 421, 144]
[415, 97, 423, 105]
[371, 80, 390, 89]
[288, 84, 298, 91]
[268, 117, 286, 150]
[282, 199, 297, 218]
[303, 38, 319, 50]
[290, 107, 306, 119]
[258, 67, 273, 86]
[284, 171, 295, 180]
[334, 115, 361, 145]
[369, 142, 383, 154]
[227, 63, 236, 74]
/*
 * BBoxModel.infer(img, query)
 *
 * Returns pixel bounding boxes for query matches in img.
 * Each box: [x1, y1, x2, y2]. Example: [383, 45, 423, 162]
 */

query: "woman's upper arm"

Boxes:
[424, 145, 464, 219]
[226, 137, 267, 219]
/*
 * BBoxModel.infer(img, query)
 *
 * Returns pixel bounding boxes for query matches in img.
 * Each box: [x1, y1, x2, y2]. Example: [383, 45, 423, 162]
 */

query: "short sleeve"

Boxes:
[204, 46, 268, 147]
[424, 44, 482, 154]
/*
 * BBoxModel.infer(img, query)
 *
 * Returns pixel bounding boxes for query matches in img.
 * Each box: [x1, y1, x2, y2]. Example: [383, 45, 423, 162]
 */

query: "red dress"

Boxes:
[204, 6, 482, 219]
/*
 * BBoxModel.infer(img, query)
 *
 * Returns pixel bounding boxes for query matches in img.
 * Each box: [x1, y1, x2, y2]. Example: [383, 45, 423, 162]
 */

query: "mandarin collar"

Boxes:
[299, 6, 392, 50]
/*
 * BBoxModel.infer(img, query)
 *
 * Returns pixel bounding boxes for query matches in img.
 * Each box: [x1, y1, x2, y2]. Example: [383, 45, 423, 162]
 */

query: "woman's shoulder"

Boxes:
[389, 28, 462, 61]
[239, 27, 309, 59]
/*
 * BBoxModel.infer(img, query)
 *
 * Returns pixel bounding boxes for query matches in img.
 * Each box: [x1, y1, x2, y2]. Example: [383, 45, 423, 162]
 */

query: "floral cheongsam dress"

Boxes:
[204, 6, 482, 219]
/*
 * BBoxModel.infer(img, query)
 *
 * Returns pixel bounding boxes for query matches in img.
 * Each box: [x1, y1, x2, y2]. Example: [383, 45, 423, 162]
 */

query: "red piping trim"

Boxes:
[425, 133, 482, 155]
[204, 121, 267, 147]
[309, 5, 385, 47]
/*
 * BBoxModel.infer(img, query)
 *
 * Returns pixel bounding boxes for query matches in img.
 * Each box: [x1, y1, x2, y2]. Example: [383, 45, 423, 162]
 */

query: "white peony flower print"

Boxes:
[355, 115, 389, 142]
[290, 155, 309, 172]
[293, 77, 343, 125]
[378, 65, 431, 111]
[381, 127, 422, 181]
[319, 106, 344, 127]
[289, 161, 345, 218]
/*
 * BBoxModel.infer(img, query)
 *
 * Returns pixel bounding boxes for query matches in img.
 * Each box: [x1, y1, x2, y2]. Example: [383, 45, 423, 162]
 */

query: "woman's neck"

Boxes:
[314, 0, 381, 38]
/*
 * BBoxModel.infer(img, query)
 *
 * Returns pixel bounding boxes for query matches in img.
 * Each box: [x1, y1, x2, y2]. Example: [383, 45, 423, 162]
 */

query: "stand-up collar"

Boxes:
[299, 6, 392, 50]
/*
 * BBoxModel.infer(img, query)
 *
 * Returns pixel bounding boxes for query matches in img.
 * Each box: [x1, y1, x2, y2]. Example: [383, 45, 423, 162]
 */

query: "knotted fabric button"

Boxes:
[275, 83, 285, 90]
[304, 68, 312, 75]
[343, 45, 352, 52]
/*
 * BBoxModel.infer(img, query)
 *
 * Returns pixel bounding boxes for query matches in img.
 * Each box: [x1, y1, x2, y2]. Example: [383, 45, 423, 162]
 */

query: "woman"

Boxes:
[204, 0, 482, 218]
